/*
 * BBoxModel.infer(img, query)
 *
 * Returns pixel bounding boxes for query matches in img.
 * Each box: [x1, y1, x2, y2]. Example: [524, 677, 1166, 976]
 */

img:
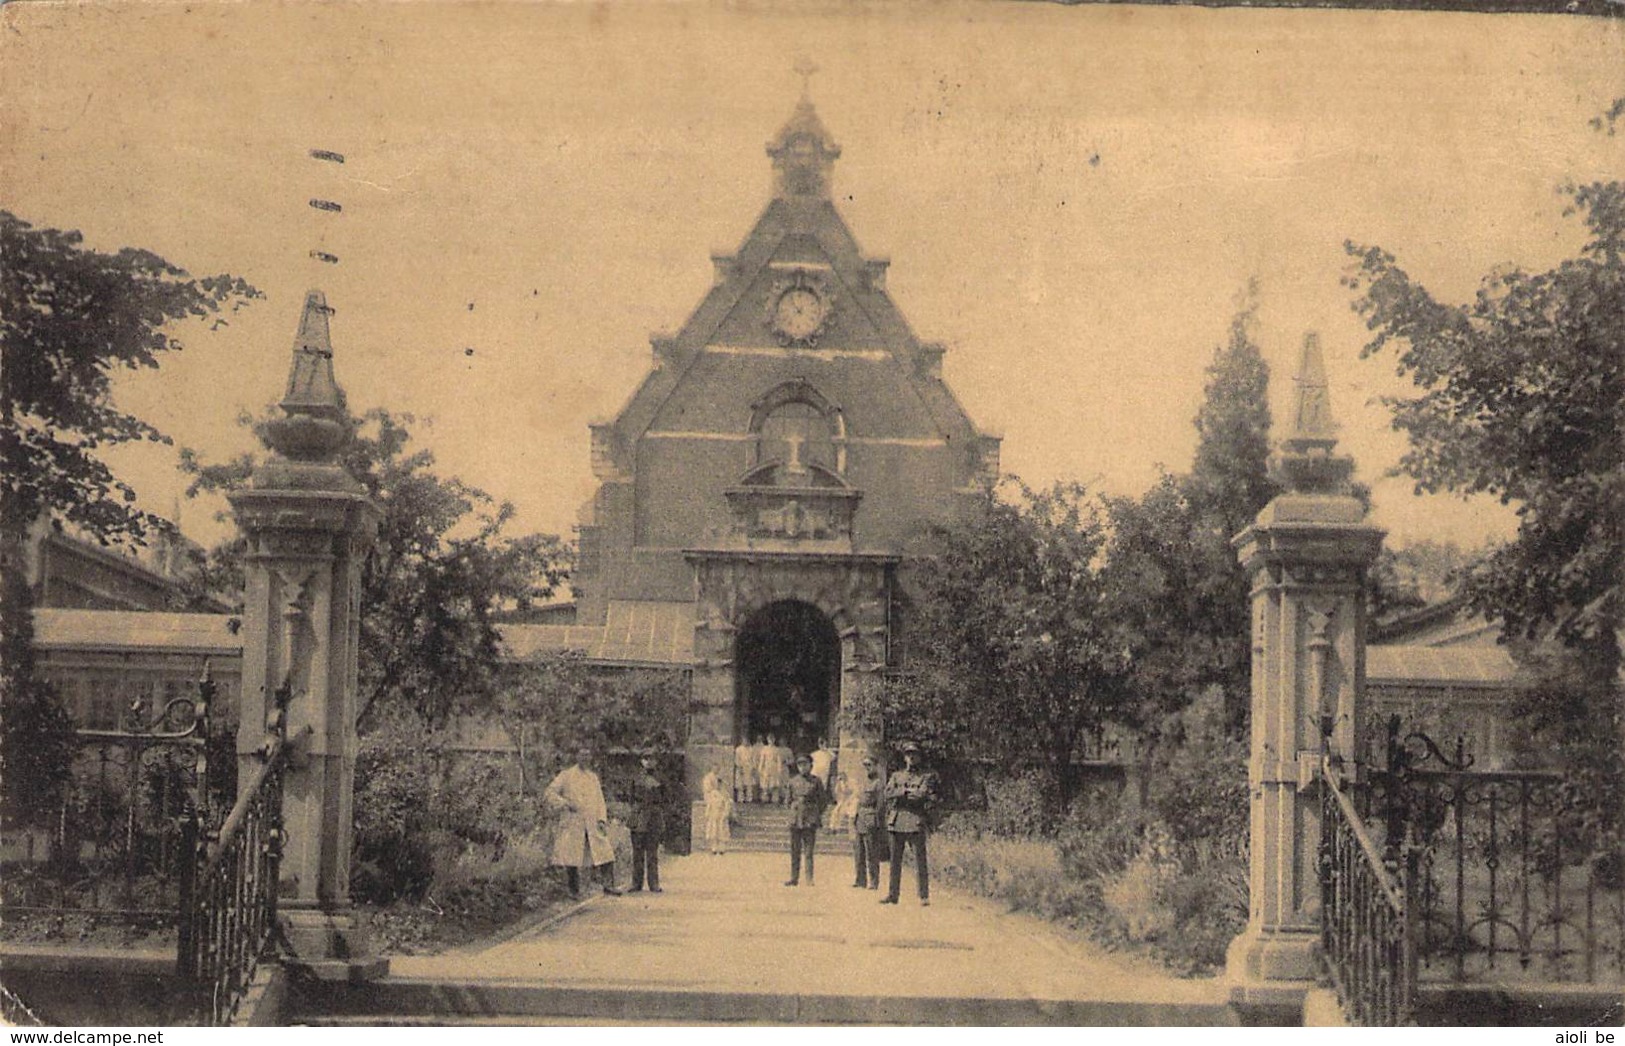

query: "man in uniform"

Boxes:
[851, 753, 886, 889]
[627, 754, 666, 893]
[880, 741, 937, 906]
[783, 753, 828, 887]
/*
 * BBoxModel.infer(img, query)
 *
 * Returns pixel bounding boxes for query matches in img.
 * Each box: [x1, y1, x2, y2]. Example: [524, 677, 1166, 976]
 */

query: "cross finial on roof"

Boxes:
[794, 57, 819, 100]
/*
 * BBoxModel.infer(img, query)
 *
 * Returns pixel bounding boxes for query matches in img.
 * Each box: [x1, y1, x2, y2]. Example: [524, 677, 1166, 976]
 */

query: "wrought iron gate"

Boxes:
[1320, 718, 1625, 1025]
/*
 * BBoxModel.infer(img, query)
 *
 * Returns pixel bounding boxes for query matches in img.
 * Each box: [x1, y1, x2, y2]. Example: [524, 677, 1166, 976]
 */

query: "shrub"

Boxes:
[935, 699, 1250, 977]
[351, 710, 555, 905]
[1100, 822, 1183, 939]
[932, 831, 1105, 929]
[1155, 851, 1248, 973]
[979, 770, 1056, 838]
[1057, 790, 1143, 885]
[352, 709, 441, 903]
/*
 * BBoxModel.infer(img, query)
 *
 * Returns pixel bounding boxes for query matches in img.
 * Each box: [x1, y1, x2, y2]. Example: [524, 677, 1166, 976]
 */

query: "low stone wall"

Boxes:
[0, 948, 183, 1026]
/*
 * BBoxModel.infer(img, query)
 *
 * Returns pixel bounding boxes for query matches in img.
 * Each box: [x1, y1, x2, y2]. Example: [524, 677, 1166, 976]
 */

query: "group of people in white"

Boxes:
[729, 735, 840, 808]
[696, 735, 855, 856]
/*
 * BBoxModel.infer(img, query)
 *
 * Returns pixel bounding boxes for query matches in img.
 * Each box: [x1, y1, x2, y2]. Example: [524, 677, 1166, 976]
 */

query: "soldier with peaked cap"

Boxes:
[783, 753, 829, 887]
[851, 752, 886, 889]
[627, 754, 666, 893]
[543, 745, 620, 898]
[879, 741, 937, 906]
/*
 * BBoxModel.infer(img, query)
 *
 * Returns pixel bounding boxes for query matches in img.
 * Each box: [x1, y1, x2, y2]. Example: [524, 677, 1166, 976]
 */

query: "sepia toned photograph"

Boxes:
[1, 0, 1621, 1030]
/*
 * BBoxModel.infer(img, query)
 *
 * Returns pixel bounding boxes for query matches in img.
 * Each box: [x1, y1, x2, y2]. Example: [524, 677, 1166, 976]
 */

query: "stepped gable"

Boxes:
[600, 97, 989, 473]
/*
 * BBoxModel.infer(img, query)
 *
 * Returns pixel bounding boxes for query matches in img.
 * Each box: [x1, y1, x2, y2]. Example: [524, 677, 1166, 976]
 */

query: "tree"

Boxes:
[1345, 160, 1622, 838]
[493, 653, 689, 791]
[184, 408, 570, 727]
[1101, 476, 1216, 744]
[0, 566, 72, 833]
[0, 212, 257, 836]
[1345, 184, 1622, 659]
[1106, 290, 1278, 743]
[1367, 540, 1472, 622]
[1, 212, 259, 547]
[1187, 280, 1278, 541]
[873, 480, 1138, 816]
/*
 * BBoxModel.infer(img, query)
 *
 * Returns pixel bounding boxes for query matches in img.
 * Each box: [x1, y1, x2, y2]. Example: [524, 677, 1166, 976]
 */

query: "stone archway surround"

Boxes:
[683, 551, 895, 793]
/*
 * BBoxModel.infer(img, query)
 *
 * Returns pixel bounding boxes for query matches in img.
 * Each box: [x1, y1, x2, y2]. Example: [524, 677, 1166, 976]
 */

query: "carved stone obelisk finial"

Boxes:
[230, 290, 385, 980]
[1226, 333, 1383, 1019]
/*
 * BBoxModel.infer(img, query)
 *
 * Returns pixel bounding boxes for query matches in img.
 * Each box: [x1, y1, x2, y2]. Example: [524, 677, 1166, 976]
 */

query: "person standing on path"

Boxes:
[757, 733, 785, 805]
[702, 762, 734, 855]
[734, 736, 757, 803]
[826, 770, 855, 831]
[543, 746, 621, 898]
[880, 742, 937, 906]
[809, 738, 835, 789]
[627, 754, 666, 893]
[851, 753, 886, 889]
[774, 736, 796, 803]
[783, 753, 828, 887]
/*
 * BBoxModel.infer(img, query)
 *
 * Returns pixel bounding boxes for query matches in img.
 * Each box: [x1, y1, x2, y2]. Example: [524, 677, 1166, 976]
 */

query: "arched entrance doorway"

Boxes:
[735, 599, 840, 754]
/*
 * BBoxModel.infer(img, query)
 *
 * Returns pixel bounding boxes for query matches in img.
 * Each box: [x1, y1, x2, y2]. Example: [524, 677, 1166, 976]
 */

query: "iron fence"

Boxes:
[1, 672, 223, 926]
[177, 683, 300, 1027]
[1319, 758, 1417, 1026]
[1374, 724, 1625, 985]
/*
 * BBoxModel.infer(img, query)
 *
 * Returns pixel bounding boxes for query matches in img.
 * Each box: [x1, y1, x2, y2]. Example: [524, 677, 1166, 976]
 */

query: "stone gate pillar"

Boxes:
[230, 291, 385, 980]
[1226, 334, 1383, 1014]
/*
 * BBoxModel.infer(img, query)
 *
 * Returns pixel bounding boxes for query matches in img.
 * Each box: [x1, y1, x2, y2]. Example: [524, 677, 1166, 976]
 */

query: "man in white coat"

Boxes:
[544, 746, 621, 898]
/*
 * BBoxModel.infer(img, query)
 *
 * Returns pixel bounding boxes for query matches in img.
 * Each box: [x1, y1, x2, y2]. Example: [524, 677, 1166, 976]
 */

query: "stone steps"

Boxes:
[694, 801, 856, 854]
[293, 979, 1239, 1026]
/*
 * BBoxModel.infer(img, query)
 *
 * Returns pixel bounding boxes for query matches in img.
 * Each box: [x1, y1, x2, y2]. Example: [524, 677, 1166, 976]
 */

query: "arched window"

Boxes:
[749, 380, 846, 477]
[759, 401, 835, 475]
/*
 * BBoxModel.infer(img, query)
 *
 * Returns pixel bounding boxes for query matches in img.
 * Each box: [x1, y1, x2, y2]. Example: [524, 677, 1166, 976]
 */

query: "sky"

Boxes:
[3, 1, 1622, 555]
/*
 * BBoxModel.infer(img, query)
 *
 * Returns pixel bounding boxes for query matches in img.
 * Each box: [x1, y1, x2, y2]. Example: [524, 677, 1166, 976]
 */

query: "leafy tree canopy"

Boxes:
[1187, 281, 1278, 541]
[1104, 288, 1278, 740]
[870, 480, 1138, 812]
[1, 211, 260, 547]
[1367, 540, 1472, 622]
[1, 213, 256, 832]
[184, 407, 570, 727]
[493, 653, 689, 782]
[1345, 180, 1623, 656]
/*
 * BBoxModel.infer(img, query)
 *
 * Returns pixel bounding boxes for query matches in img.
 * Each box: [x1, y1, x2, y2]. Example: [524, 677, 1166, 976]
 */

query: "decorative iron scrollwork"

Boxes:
[1364, 721, 1623, 989]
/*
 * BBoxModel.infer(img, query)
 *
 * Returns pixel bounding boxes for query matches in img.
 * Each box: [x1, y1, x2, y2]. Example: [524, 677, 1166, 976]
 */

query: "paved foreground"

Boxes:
[385, 850, 1225, 1018]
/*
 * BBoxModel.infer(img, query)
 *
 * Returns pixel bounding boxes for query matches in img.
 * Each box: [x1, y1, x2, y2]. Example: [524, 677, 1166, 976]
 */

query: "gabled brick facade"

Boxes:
[557, 99, 1002, 786]
[575, 99, 999, 626]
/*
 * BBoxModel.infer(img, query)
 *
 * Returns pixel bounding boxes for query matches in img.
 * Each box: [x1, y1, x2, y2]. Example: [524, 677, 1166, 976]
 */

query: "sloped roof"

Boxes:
[1366, 644, 1521, 689]
[500, 600, 693, 668]
[33, 609, 241, 655]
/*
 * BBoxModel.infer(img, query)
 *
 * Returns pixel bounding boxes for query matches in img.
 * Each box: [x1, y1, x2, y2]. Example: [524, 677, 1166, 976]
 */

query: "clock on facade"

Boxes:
[766, 273, 834, 346]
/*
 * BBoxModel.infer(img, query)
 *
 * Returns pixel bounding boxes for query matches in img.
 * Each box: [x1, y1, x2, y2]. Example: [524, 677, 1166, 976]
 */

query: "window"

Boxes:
[749, 380, 846, 479]
[758, 401, 836, 475]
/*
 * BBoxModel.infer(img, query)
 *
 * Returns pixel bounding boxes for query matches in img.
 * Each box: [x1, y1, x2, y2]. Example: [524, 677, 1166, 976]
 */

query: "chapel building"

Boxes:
[506, 97, 1001, 785]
